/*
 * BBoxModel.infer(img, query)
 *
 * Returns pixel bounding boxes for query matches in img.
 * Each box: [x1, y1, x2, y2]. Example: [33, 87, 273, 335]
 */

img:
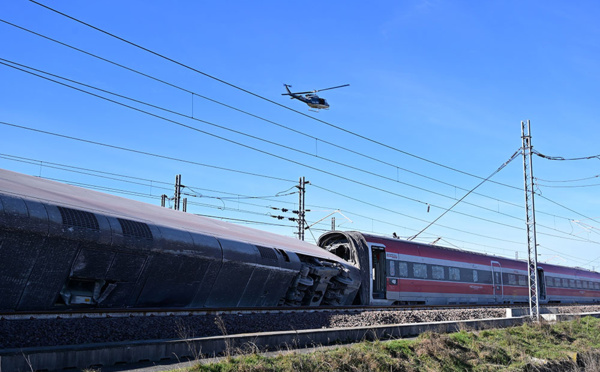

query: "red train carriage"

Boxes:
[319, 231, 600, 306]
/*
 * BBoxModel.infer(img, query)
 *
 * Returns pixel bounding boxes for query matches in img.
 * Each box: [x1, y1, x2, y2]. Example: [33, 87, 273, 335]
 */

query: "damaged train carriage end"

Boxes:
[318, 231, 373, 306]
[0, 168, 360, 311]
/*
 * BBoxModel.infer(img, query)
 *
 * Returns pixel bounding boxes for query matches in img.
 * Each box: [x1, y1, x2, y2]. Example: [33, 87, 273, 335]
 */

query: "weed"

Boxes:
[185, 316, 600, 372]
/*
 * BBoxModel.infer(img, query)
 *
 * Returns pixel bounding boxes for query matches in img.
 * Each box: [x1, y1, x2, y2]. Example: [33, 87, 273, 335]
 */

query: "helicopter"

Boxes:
[282, 83, 349, 110]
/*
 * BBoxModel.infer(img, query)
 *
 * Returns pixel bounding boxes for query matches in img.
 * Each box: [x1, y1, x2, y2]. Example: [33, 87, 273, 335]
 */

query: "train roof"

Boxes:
[0, 168, 345, 264]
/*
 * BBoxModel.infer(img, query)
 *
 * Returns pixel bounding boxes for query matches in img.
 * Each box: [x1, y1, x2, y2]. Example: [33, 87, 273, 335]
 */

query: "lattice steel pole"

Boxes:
[521, 120, 540, 321]
[297, 177, 305, 240]
[174, 174, 182, 211]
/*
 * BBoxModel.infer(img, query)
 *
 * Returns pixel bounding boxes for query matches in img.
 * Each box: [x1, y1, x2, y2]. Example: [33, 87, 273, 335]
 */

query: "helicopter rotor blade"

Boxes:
[314, 84, 350, 93]
[282, 91, 314, 95]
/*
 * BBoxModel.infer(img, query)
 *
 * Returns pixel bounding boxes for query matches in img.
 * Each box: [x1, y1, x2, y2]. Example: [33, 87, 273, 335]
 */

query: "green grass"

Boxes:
[171, 316, 600, 371]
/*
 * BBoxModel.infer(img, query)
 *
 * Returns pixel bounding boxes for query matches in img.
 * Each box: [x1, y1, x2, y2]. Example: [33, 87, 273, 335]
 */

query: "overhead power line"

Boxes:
[533, 150, 600, 161]
[1, 74, 594, 243]
[26, 1, 525, 190]
[409, 149, 522, 241]
[536, 182, 600, 189]
[6, 59, 591, 239]
[0, 19, 528, 210]
[535, 175, 600, 183]
[1, 21, 577, 225]
[0, 62, 535, 232]
[0, 58, 535, 224]
[0, 152, 511, 252]
[0, 121, 296, 184]
[537, 194, 600, 225]
[0, 153, 298, 202]
[4, 150, 598, 255]
[0, 152, 524, 254]
[5, 7, 599, 249]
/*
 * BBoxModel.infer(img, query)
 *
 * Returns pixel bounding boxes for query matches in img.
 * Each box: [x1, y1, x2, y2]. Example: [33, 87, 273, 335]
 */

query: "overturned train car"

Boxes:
[0, 169, 360, 311]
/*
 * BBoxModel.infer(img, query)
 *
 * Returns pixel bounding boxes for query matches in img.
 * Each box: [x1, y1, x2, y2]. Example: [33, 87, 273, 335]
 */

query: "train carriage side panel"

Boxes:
[0, 168, 361, 311]
[320, 231, 600, 306]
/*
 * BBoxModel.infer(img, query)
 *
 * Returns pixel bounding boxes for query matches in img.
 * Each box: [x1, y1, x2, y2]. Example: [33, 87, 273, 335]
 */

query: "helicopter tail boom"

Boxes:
[282, 84, 293, 96]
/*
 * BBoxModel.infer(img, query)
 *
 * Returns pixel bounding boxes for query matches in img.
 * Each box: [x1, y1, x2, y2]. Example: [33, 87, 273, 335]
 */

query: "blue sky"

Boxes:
[2, 1, 600, 269]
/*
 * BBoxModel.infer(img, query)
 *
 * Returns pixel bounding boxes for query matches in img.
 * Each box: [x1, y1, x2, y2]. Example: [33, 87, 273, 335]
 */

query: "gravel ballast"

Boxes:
[2, 305, 599, 349]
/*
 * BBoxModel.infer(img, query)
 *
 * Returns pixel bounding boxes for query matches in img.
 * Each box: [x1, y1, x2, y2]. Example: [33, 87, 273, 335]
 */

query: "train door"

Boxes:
[537, 268, 547, 301]
[371, 245, 386, 299]
[491, 261, 504, 302]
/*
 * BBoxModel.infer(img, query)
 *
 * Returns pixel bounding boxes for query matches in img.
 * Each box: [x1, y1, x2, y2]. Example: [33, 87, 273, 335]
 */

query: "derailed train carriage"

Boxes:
[0, 169, 360, 311]
[1, 168, 599, 312]
[320, 231, 600, 305]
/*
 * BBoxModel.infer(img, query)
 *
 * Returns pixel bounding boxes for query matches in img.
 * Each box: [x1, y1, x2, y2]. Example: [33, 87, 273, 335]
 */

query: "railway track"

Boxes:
[3, 304, 600, 349]
[0, 302, 560, 320]
[2, 304, 600, 372]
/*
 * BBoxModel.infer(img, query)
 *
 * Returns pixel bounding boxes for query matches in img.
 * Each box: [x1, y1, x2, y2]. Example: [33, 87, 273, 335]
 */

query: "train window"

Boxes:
[413, 263, 427, 279]
[546, 277, 553, 287]
[481, 271, 493, 284]
[583, 281, 588, 289]
[449, 267, 460, 281]
[389, 260, 396, 277]
[569, 279, 575, 288]
[508, 274, 517, 285]
[576, 280, 582, 289]
[518, 275, 527, 286]
[473, 270, 478, 283]
[432, 266, 445, 280]
[398, 262, 408, 277]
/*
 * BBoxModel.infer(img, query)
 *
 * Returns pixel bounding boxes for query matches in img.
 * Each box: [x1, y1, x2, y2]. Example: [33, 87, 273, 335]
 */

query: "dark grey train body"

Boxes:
[0, 169, 360, 311]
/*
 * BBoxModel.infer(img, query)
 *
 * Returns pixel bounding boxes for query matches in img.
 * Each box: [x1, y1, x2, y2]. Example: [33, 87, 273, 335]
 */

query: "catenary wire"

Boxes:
[0, 19, 529, 210]
[23, 2, 527, 191]
[0, 132, 525, 244]
[4, 152, 596, 260]
[2, 118, 596, 245]
[535, 175, 600, 183]
[533, 150, 600, 161]
[409, 149, 522, 240]
[2, 151, 518, 253]
[0, 58, 534, 225]
[0, 121, 296, 184]
[11, 8, 596, 241]
[0, 22, 575, 223]
[9, 59, 592, 239]
[0, 62, 536, 233]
